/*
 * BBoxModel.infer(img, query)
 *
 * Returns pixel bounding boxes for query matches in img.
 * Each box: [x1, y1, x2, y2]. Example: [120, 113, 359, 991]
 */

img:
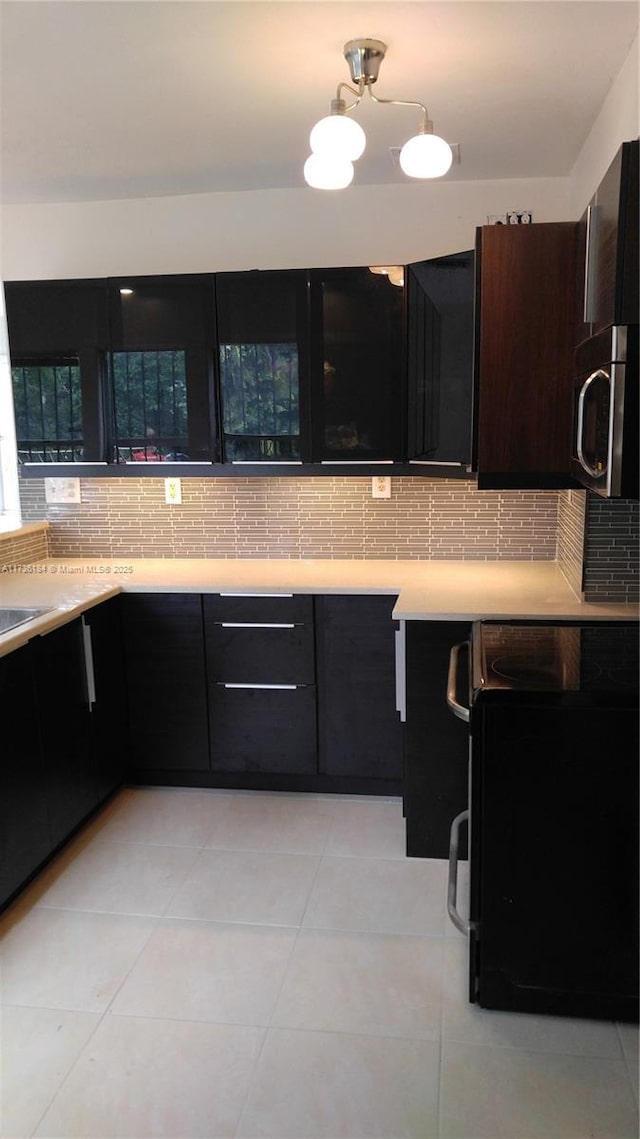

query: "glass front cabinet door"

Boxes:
[310, 267, 404, 464]
[214, 270, 310, 465]
[5, 279, 109, 464]
[107, 274, 216, 464]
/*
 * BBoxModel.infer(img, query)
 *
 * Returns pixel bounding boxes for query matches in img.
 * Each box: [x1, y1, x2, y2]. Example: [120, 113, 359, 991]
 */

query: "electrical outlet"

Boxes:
[164, 477, 182, 505]
[44, 477, 81, 504]
[371, 476, 391, 499]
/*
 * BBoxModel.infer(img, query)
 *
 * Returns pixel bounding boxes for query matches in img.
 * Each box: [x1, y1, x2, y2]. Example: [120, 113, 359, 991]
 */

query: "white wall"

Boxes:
[1, 175, 572, 281]
[569, 34, 639, 216]
[1, 31, 636, 282]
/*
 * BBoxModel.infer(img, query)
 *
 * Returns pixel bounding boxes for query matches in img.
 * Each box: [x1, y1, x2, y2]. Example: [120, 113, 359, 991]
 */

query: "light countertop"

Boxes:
[0, 558, 637, 657]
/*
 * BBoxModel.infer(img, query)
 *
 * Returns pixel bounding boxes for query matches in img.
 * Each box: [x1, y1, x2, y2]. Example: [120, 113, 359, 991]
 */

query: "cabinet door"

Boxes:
[108, 275, 216, 463]
[209, 685, 317, 774]
[4, 279, 109, 463]
[474, 222, 578, 488]
[590, 140, 639, 337]
[121, 594, 209, 771]
[404, 621, 470, 858]
[406, 250, 474, 467]
[0, 645, 51, 911]
[214, 270, 310, 463]
[83, 597, 127, 802]
[310, 268, 404, 462]
[33, 619, 97, 847]
[315, 595, 402, 784]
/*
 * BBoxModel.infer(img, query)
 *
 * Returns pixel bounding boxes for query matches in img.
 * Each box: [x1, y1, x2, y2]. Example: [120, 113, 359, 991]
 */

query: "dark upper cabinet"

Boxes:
[473, 221, 579, 489]
[576, 139, 639, 346]
[214, 270, 310, 463]
[4, 278, 109, 462]
[406, 250, 475, 468]
[107, 274, 217, 463]
[310, 267, 404, 462]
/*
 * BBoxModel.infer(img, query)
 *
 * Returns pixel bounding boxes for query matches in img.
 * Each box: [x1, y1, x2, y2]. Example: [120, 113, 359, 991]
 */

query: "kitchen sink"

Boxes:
[0, 606, 55, 635]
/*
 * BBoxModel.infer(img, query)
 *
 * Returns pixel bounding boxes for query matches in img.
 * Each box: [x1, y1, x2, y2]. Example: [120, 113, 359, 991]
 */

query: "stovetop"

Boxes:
[474, 621, 639, 694]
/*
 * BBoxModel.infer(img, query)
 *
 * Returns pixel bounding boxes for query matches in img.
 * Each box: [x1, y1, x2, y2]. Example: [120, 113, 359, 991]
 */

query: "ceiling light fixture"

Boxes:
[304, 39, 453, 190]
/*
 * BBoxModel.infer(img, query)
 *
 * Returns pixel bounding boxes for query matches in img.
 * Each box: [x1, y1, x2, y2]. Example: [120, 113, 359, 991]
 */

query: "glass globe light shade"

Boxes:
[310, 115, 366, 161]
[399, 132, 453, 179]
[303, 153, 354, 190]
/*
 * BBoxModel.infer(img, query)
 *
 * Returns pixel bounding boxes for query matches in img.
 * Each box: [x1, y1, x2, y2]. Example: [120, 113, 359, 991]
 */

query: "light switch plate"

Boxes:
[44, 477, 81, 504]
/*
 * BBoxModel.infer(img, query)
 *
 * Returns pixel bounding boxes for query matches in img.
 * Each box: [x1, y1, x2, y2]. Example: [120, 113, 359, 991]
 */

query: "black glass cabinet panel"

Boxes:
[406, 250, 474, 466]
[214, 270, 310, 463]
[310, 267, 404, 462]
[4, 279, 109, 463]
[107, 274, 216, 463]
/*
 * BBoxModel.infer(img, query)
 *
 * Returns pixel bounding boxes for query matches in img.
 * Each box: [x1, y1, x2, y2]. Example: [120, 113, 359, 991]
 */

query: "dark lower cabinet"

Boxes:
[209, 685, 317, 775]
[404, 620, 471, 857]
[0, 645, 51, 910]
[315, 595, 403, 790]
[204, 592, 317, 779]
[1, 599, 128, 914]
[122, 593, 209, 772]
[32, 618, 96, 848]
[84, 597, 128, 801]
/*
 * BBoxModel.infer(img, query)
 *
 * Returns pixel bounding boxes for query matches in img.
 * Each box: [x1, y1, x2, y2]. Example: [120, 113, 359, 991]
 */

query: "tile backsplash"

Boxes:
[18, 476, 561, 561]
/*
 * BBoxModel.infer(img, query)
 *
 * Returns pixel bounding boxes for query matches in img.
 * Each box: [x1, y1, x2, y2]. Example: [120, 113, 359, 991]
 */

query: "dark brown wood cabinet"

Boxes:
[473, 221, 579, 489]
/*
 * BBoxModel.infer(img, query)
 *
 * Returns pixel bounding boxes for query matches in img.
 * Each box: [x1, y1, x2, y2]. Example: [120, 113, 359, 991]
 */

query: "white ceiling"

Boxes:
[1, 1, 638, 204]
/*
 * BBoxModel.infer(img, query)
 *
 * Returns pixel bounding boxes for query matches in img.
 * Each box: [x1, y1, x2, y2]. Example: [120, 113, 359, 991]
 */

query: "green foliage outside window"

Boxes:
[12, 361, 83, 459]
[219, 343, 299, 437]
[111, 350, 188, 443]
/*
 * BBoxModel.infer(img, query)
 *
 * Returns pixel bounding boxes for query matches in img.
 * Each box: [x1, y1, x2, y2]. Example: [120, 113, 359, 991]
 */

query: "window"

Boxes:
[219, 342, 300, 462]
[110, 349, 190, 461]
[12, 357, 84, 462]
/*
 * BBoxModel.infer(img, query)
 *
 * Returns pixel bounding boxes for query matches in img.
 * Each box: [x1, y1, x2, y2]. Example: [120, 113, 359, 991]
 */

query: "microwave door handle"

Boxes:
[446, 641, 470, 723]
[576, 369, 609, 478]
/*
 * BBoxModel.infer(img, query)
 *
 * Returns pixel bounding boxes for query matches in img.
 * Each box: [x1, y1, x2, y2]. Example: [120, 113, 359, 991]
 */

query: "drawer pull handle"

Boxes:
[219, 622, 295, 630]
[222, 683, 299, 690]
[218, 593, 295, 598]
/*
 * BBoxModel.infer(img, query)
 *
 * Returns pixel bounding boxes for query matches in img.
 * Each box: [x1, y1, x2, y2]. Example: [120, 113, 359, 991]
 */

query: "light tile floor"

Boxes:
[1, 787, 638, 1139]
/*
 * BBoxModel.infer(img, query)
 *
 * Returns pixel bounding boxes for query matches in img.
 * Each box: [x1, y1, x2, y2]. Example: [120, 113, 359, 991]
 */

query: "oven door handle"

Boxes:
[447, 809, 476, 936]
[446, 641, 470, 723]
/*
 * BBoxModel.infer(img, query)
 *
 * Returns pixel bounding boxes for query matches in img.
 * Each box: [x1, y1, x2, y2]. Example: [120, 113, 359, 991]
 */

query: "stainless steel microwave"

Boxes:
[571, 324, 638, 498]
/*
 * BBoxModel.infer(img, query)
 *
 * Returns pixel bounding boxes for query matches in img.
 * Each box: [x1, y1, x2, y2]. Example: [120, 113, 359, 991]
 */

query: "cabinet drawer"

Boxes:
[209, 684, 317, 774]
[204, 593, 313, 624]
[205, 621, 315, 684]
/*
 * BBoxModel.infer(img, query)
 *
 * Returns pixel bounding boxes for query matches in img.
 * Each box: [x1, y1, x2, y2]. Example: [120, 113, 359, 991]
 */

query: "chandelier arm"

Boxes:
[335, 79, 364, 111]
[367, 88, 430, 129]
